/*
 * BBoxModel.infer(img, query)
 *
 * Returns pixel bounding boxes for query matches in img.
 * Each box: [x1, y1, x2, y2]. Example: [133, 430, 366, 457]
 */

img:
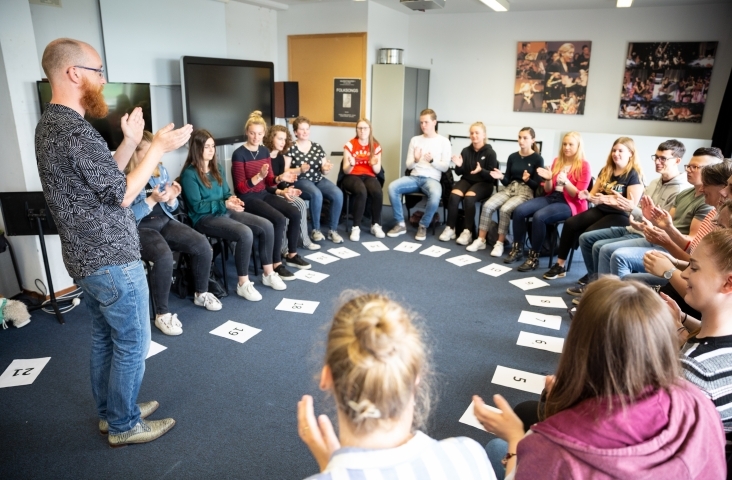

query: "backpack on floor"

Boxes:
[408, 210, 441, 229]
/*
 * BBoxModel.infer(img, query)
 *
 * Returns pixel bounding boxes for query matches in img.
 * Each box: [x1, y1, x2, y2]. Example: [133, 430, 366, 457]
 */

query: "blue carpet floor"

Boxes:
[0, 216, 585, 479]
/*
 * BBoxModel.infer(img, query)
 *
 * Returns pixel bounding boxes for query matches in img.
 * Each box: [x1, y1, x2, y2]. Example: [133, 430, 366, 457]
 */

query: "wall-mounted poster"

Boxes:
[333, 78, 361, 123]
[618, 42, 717, 122]
[513, 41, 591, 115]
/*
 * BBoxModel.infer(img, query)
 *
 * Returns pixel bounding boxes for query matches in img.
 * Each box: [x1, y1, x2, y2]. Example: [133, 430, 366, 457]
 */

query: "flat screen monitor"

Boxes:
[37, 81, 152, 152]
[180, 56, 274, 145]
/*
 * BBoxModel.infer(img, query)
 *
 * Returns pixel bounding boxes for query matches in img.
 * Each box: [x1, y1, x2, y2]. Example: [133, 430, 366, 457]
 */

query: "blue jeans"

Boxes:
[511, 193, 570, 250]
[388, 175, 442, 227]
[485, 438, 508, 480]
[597, 237, 663, 277]
[579, 227, 641, 276]
[75, 260, 151, 435]
[295, 177, 343, 231]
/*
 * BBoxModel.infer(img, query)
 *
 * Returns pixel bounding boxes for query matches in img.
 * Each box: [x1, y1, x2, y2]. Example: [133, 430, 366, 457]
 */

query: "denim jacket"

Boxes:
[129, 165, 179, 224]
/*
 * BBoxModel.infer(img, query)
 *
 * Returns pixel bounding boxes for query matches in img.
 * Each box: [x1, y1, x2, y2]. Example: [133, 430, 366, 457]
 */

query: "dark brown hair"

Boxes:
[181, 129, 222, 189]
[519, 126, 540, 154]
[263, 125, 292, 154]
[292, 116, 311, 131]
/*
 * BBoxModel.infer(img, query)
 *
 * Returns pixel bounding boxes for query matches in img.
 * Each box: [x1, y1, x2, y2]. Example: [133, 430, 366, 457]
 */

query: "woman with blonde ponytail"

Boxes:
[297, 292, 495, 479]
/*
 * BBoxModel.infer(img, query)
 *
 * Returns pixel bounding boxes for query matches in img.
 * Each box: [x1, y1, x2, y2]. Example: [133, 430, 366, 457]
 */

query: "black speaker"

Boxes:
[274, 81, 299, 118]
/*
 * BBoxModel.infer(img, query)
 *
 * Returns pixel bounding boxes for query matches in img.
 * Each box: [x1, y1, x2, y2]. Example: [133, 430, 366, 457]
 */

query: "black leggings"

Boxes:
[446, 179, 494, 232]
[558, 208, 630, 260]
[341, 174, 383, 227]
[239, 191, 301, 263]
[138, 216, 212, 314]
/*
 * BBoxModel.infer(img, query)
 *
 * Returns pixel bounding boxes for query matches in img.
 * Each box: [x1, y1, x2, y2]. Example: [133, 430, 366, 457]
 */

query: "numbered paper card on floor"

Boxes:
[516, 331, 564, 353]
[293, 270, 329, 284]
[304, 252, 340, 265]
[393, 241, 422, 253]
[0, 357, 51, 388]
[509, 277, 549, 291]
[477, 263, 511, 277]
[419, 245, 450, 257]
[362, 241, 389, 252]
[491, 365, 546, 395]
[445, 254, 481, 267]
[146, 341, 167, 359]
[525, 295, 567, 309]
[328, 247, 360, 259]
[517, 310, 562, 330]
[275, 298, 320, 314]
[209, 321, 261, 344]
[459, 400, 502, 432]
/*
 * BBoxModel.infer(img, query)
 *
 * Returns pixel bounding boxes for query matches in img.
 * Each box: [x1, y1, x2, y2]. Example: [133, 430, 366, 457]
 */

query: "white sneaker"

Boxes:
[371, 224, 385, 238]
[329, 230, 344, 244]
[311, 229, 325, 242]
[262, 271, 287, 291]
[155, 313, 182, 336]
[466, 238, 487, 252]
[194, 292, 223, 311]
[236, 280, 262, 301]
[456, 229, 473, 246]
[490, 242, 504, 257]
[305, 242, 321, 250]
[439, 226, 456, 242]
[349, 226, 360, 242]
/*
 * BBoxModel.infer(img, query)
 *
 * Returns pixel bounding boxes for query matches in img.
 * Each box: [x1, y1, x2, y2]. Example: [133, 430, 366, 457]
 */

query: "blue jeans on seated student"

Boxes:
[597, 237, 663, 277]
[75, 260, 151, 435]
[295, 177, 343, 232]
[579, 227, 642, 276]
[485, 438, 508, 480]
[511, 192, 570, 249]
[388, 176, 442, 227]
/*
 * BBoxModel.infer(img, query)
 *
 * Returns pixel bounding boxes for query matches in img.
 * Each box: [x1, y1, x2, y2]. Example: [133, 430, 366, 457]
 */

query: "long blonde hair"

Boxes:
[325, 292, 432, 434]
[124, 130, 159, 177]
[552, 131, 585, 179]
[596, 137, 643, 189]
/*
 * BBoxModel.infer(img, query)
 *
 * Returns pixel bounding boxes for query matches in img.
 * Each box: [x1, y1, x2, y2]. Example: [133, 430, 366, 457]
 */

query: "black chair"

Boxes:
[336, 159, 386, 233]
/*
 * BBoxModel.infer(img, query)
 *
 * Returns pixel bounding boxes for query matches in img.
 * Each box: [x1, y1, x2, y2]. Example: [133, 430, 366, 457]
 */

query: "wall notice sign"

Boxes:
[334, 78, 361, 122]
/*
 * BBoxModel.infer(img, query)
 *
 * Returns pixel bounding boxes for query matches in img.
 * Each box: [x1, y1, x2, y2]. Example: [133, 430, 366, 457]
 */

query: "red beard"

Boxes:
[80, 77, 108, 118]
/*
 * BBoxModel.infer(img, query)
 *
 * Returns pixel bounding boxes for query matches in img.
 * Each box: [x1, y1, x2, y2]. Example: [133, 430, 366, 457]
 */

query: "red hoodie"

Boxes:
[513, 381, 726, 480]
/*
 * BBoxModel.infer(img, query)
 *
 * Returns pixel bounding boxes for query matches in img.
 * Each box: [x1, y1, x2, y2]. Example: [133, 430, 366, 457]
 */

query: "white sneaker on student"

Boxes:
[262, 271, 287, 291]
[311, 229, 325, 242]
[236, 280, 262, 301]
[328, 230, 344, 244]
[439, 226, 456, 242]
[456, 229, 472, 246]
[466, 238, 487, 252]
[350, 226, 360, 242]
[155, 313, 182, 336]
[370, 224, 385, 238]
[193, 292, 223, 311]
[490, 242, 504, 257]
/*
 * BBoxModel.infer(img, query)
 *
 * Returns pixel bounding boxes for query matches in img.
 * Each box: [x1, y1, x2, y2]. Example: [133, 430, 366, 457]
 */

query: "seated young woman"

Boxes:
[475, 276, 726, 480]
[287, 116, 344, 244]
[180, 129, 287, 297]
[231, 111, 311, 276]
[264, 124, 320, 251]
[507, 132, 592, 272]
[661, 229, 732, 464]
[542, 136, 644, 279]
[127, 131, 219, 336]
[341, 118, 385, 242]
[297, 292, 496, 479]
[466, 127, 544, 255]
[439, 122, 497, 245]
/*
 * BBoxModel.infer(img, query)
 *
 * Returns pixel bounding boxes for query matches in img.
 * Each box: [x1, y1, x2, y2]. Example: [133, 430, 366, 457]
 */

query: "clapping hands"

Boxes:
[536, 167, 553, 180]
[225, 195, 245, 212]
[297, 395, 341, 471]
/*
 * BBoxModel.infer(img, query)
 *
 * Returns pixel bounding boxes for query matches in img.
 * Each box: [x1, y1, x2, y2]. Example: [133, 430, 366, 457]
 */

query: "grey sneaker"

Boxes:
[311, 229, 325, 242]
[415, 225, 427, 241]
[387, 224, 407, 237]
[304, 241, 321, 250]
[328, 230, 344, 244]
[108, 418, 175, 447]
[99, 401, 159, 434]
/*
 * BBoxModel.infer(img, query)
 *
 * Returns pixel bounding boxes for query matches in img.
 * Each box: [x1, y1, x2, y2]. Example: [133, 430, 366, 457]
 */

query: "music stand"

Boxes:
[0, 192, 74, 324]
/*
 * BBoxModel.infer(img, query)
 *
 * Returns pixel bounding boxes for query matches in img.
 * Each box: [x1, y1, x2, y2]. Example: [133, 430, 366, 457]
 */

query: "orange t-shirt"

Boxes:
[345, 138, 381, 177]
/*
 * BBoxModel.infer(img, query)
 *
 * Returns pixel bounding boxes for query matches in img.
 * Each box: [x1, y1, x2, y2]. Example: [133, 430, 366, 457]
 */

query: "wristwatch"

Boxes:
[663, 267, 677, 279]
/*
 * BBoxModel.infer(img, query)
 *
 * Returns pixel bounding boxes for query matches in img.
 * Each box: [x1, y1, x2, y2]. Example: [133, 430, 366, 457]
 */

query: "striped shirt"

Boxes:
[231, 144, 277, 195]
[680, 334, 732, 449]
[305, 431, 496, 480]
[688, 208, 719, 253]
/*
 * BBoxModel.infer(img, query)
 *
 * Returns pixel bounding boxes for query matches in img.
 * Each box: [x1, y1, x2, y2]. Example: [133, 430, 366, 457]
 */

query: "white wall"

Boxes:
[406, 3, 732, 140]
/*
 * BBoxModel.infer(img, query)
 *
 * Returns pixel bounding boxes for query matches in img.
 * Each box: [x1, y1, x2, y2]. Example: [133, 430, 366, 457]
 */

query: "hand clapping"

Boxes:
[536, 167, 553, 180]
[297, 395, 341, 471]
[225, 195, 244, 212]
[489, 168, 504, 180]
[120, 107, 145, 145]
[452, 154, 463, 167]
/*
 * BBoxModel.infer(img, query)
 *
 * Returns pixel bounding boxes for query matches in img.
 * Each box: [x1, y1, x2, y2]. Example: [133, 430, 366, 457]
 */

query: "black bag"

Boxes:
[530, 225, 561, 257]
[171, 252, 193, 299]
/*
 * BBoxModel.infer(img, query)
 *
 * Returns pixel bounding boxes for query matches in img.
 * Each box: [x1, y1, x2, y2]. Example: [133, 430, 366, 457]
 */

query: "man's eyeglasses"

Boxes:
[652, 154, 676, 164]
[71, 65, 105, 78]
[684, 164, 702, 171]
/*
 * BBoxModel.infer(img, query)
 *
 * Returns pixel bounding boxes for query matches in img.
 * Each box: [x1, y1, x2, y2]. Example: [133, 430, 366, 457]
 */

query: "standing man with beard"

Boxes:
[35, 38, 192, 447]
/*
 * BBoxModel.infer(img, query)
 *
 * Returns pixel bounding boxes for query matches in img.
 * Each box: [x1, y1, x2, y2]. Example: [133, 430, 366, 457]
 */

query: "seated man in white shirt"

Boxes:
[386, 109, 451, 241]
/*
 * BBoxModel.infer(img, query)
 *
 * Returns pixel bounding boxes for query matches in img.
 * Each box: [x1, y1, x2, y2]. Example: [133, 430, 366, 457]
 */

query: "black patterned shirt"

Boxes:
[287, 142, 326, 183]
[35, 104, 140, 279]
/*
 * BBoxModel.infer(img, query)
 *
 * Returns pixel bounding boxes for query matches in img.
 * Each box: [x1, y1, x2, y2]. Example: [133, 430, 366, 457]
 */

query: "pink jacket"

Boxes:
[514, 381, 726, 480]
[545, 157, 592, 216]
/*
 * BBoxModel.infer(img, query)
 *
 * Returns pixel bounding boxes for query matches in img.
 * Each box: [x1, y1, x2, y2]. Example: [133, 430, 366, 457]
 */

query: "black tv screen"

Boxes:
[180, 56, 274, 145]
[37, 81, 152, 152]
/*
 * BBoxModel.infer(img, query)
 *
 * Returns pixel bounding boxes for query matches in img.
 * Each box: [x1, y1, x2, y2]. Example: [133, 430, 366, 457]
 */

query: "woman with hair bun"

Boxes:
[297, 292, 495, 479]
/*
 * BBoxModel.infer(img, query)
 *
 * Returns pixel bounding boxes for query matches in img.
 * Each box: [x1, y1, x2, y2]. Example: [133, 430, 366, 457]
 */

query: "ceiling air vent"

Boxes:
[400, 0, 445, 11]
